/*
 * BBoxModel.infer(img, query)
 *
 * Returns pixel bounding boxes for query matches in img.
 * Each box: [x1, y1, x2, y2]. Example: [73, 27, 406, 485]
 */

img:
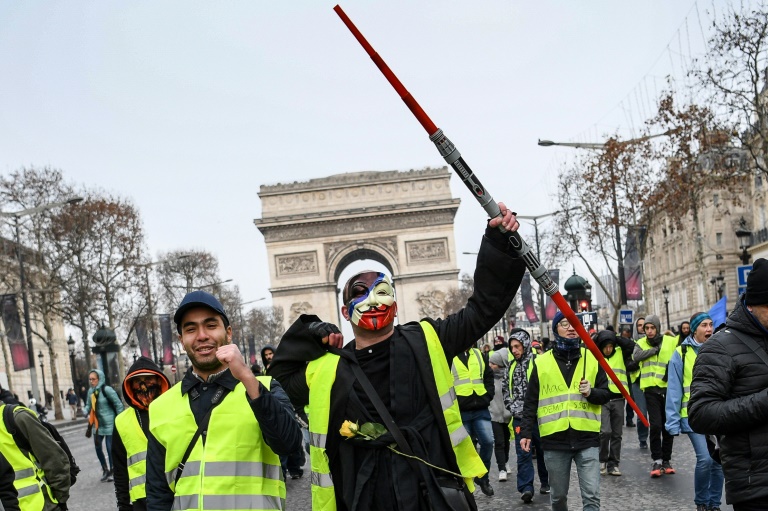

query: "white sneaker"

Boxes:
[498, 470, 507, 482]
[600, 462, 607, 475]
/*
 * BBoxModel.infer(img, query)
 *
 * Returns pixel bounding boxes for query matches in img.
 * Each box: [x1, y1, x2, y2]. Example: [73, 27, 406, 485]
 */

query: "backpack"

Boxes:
[2, 404, 81, 486]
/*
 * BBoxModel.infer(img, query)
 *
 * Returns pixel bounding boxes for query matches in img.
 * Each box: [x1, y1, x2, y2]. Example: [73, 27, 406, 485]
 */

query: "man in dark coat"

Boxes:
[689, 258, 768, 511]
[269, 205, 525, 511]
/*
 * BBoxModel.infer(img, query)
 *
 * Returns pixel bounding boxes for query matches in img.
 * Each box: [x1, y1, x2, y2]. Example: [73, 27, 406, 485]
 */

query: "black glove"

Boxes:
[306, 322, 341, 345]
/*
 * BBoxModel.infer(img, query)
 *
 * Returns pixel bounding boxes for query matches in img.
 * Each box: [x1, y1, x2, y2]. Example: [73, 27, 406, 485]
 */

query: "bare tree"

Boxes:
[156, 249, 222, 315]
[693, 1, 768, 178]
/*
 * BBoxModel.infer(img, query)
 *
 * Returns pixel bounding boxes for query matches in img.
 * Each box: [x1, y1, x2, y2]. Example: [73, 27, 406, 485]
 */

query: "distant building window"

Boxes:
[716, 232, 722, 245]
[757, 174, 763, 188]
[713, 194, 720, 205]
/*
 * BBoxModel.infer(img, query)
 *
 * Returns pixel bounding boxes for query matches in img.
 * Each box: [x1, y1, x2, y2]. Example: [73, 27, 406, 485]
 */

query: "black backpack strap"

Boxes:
[2, 404, 17, 435]
[725, 328, 768, 367]
[173, 386, 231, 487]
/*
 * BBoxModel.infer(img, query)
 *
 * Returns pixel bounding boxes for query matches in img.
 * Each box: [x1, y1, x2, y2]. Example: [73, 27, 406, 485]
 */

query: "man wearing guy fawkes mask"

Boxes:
[270, 204, 528, 511]
[112, 356, 170, 511]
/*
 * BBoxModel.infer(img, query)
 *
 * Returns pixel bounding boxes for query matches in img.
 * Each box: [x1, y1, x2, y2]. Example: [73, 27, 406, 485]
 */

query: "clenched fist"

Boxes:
[307, 321, 344, 348]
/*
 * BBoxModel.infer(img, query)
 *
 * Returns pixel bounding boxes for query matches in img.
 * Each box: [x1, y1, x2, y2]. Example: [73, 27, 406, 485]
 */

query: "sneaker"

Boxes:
[106, 470, 114, 483]
[475, 478, 494, 496]
[709, 507, 721, 511]
[600, 462, 607, 475]
[608, 465, 622, 476]
[650, 462, 663, 478]
[639, 441, 648, 449]
[100, 469, 110, 482]
[540, 485, 550, 494]
[626, 420, 636, 427]
[661, 461, 675, 474]
[521, 490, 533, 503]
[695, 506, 708, 511]
[498, 469, 507, 482]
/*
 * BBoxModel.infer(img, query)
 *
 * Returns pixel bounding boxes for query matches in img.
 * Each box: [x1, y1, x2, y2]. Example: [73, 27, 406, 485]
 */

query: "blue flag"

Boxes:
[708, 296, 728, 329]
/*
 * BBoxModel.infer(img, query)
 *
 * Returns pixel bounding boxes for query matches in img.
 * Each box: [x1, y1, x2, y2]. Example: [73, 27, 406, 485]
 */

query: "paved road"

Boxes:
[57, 419, 732, 511]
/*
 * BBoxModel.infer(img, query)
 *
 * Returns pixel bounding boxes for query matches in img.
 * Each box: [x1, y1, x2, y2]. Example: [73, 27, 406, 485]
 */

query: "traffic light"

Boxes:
[579, 300, 591, 312]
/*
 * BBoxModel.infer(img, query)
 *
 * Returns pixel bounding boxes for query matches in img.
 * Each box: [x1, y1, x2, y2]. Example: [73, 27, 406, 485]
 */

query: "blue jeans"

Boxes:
[688, 432, 724, 508]
[631, 380, 648, 443]
[513, 416, 549, 493]
[461, 409, 494, 481]
[94, 434, 113, 471]
[543, 447, 600, 511]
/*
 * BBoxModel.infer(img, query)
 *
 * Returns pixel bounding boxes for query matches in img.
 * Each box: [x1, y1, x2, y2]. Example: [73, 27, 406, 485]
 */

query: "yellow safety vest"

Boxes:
[305, 321, 487, 511]
[637, 335, 678, 390]
[114, 408, 148, 503]
[605, 346, 629, 395]
[535, 351, 601, 437]
[149, 376, 284, 511]
[0, 404, 56, 511]
[451, 348, 487, 397]
[509, 355, 535, 386]
[676, 345, 696, 418]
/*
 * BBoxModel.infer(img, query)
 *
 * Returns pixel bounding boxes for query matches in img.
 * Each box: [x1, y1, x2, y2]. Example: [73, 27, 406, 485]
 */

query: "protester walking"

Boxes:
[112, 356, 171, 511]
[270, 205, 525, 511]
[83, 368, 125, 482]
[689, 258, 768, 511]
[146, 291, 302, 511]
[66, 388, 78, 420]
[488, 349, 512, 483]
[596, 330, 630, 477]
[520, 311, 611, 511]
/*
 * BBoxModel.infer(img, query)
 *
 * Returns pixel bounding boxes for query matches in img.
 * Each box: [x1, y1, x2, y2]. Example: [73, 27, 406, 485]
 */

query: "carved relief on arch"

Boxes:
[275, 251, 318, 278]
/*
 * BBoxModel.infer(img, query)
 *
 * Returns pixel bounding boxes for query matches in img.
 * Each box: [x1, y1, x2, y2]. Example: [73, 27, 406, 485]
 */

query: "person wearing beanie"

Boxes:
[112, 356, 171, 511]
[503, 328, 550, 503]
[633, 314, 679, 477]
[689, 258, 768, 509]
[596, 330, 631, 477]
[519, 311, 610, 510]
[665, 313, 724, 511]
[488, 349, 513, 484]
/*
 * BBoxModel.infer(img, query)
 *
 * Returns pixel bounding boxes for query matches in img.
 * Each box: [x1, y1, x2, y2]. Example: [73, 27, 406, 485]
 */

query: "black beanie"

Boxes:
[746, 258, 768, 306]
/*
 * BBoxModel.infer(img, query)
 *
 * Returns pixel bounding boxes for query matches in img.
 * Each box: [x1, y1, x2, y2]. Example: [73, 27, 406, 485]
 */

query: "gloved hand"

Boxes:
[306, 322, 343, 348]
[579, 379, 591, 397]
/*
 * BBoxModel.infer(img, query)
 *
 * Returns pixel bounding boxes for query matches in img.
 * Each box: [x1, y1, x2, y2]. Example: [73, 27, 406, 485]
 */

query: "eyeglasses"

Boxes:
[557, 320, 573, 329]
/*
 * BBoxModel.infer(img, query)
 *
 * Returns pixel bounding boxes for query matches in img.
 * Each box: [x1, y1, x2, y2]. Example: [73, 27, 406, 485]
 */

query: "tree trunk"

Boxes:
[105, 286, 126, 391]
[1, 330, 14, 394]
[47, 340, 64, 421]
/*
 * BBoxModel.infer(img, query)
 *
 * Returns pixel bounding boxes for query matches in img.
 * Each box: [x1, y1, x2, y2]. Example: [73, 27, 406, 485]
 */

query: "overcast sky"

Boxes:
[0, 1, 725, 317]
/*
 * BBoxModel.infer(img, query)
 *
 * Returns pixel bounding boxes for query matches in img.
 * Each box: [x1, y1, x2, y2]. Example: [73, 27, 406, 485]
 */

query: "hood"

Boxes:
[122, 356, 171, 410]
[596, 330, 618, 353]
[727, 297, 768, 337]
[633, 317, 646, 340]
[261, 345, 275, 367]
[89, 368, 106, 390]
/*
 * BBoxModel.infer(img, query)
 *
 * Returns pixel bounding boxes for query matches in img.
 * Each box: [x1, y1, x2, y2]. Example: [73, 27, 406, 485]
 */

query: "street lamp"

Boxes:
[661, 285, 671, 330]
[129, 338, 138, 362]
[710, 272, 725, 301]
[66, 335, 84, 417]
[37, 351, 47, 408]
[735, 217, 753, 265]
[199, 279, 234, 291]
[239, 297, 267, 361]
[0, 197, 83, 402]
[538, 134, 668, 308]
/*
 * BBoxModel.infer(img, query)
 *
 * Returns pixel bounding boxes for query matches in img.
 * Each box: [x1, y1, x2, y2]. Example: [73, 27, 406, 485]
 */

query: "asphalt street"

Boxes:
[57, 417, 733, 511]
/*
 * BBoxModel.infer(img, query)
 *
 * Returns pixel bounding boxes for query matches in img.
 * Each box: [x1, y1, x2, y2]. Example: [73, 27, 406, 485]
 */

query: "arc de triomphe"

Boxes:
[254, 167, 461, 331]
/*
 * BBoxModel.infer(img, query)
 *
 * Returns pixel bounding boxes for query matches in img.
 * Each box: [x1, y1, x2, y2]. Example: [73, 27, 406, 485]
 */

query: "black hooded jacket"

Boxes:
[261, 345, 275, 370]
[113, 357, 171, 511]
[688, 298, 768, 505]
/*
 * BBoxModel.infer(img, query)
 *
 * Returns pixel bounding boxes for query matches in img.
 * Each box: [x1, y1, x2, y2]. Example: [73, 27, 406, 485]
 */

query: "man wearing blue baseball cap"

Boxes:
[145, 290, 302, 511]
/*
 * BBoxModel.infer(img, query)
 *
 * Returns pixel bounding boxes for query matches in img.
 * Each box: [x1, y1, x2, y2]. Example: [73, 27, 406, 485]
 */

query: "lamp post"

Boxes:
[735, 217, 753, 265]
[662, 285, 671, 330]
[0, 197, 83, 402]
[517, 208, 578, 337]
[239, 297, 266, 362]
[66, 335, 84, 417]
[129, 338, 138, 362]
[710, 272, 725, 301]
[37, 351, 47, 408]
[538, 133, 668, 308]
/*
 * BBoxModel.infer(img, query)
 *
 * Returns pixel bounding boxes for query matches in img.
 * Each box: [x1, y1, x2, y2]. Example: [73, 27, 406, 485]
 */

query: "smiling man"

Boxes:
[269, 204, 526, 511]
[145, 291, 302, 511]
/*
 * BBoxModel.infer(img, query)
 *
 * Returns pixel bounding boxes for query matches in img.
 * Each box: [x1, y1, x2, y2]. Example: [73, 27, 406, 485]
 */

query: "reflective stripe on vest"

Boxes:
[0, 404, 49, 511]
[606, 346, 629, 394]
[637, 335, 678, 390]
[304, 322, 488, 510]
[114, 408, 148, 503]
[451, 348, 487, 397]
[149, 381, 285, 511]
[535, 351, 601, 436]
[676, 345, 696, 418]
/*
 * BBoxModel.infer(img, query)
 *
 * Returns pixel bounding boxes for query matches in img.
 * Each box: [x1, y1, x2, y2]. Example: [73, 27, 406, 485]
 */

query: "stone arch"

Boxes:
[255, 168, 461, 331]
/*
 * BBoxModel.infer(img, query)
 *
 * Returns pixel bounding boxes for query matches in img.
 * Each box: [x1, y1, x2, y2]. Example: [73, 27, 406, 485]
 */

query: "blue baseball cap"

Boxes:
[174, 290, 230, 333]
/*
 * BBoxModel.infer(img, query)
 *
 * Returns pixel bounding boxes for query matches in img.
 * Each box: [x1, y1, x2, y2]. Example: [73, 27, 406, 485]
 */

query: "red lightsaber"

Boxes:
[333, 5, 648, 427]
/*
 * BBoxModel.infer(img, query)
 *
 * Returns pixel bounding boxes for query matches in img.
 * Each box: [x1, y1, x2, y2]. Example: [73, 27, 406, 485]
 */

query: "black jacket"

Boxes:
[0, 450, 19, 511]
[454, 349, 495, 411]
[688, 298, 768, 505]
[269, 227, 526, 511]
[520, 347, 611, 451]
[145, 367, 302, 511]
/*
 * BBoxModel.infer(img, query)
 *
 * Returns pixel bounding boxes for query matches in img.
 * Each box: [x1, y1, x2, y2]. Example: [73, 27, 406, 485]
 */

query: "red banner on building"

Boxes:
[1, 294, 29, 371]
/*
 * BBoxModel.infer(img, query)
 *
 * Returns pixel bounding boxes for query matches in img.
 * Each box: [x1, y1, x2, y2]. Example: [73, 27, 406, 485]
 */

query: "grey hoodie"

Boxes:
[488, 349, 512, 423]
